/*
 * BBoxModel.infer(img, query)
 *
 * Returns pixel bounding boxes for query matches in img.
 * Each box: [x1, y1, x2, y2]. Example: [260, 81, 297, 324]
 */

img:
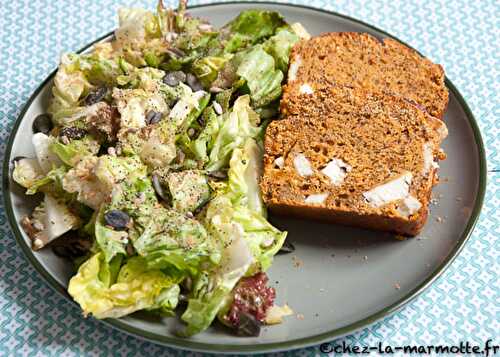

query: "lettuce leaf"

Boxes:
[263, 28, 300, 72]
[95, 206, 128, 263]
[224, 10, 286, 45]
[12, 158, 45, 191]
[179, 139, 286, 335]
[50, 135, 100, 167]
[226, 138, 265, 216]
[235, 46, 283, 108]
[180, 229, 254, 336]
[68, 253, 181, 319]
[191, 55, 232, 88]
[48, 52, 121, 125]
[232, 206, 286, 273]
[169, 85, 210, 133]
[191, 106, 221, 163]
[205, 95, 261, 171]
[114, 8, 166, 67]
[133, 206, 220, 273]
[12, 161, 70, 201]
[204, 195, 285, 275]
[225, 139, 286, 271]
[97, 172, 157, 262]
[48, 54, 92, 120]
[62, 155, 146, 210]
[166, 170, 210, 213]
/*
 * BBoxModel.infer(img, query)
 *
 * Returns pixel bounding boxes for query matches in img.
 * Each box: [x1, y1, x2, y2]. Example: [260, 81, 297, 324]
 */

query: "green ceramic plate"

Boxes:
[2, 2, 486, 354]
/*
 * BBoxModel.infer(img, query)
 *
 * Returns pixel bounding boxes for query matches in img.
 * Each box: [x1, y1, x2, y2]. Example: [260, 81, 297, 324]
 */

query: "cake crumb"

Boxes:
[461, 207, 472, 216]
[297, 313, 305, 320]
[394, 283, 401, 290]
[395, 235, 406, 241]
[436, 216, 443, 223]
[292, 256, 303, 268]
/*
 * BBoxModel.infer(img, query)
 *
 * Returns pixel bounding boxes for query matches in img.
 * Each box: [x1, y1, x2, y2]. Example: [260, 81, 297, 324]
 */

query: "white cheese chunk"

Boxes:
[44, 195, 76, 240]
[32, 132, 62, 173]
[299, 83, 314, 95]
[265, 304, 294, 325]
[396, 195, 422, 218]
[305, 193, 328, 205]
[321, 158, 352, 185]
[169, 90, 207, 125]
[363, 172, 412, 208]
[288, 56, 301, 82]
[274, 156, 285, 169]
[293, 153, 313, 176]
[291, 23, 311, 40]
[436, 121, 448, 140]
[422, 142, 439, 174]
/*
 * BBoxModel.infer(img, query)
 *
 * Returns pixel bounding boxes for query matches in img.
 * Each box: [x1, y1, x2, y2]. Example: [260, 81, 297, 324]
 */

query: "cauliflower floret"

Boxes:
[139, 134, 176, 168]
[62, 156, 108, 209]
[62, 155, 146, 209]
[113, 88, 168, 137]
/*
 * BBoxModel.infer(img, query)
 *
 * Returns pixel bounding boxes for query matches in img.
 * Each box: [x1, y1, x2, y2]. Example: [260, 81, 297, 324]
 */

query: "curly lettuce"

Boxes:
[179, 138, 286, 335]
[203, 95, 261, 171]
[50, 136, 100, 167]
[68, 253, 181, 319]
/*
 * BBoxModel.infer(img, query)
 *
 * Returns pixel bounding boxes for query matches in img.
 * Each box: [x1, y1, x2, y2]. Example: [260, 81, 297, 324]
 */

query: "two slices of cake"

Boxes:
[261, 33, 449, 236]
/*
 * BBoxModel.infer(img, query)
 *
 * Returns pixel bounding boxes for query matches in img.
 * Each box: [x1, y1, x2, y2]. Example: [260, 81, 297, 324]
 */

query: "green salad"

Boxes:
[13, 0, 308, 337]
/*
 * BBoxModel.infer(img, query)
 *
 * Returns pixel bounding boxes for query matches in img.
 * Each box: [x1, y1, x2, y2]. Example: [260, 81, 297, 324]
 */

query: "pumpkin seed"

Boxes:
[235, 312, 261, 337]
[32, 114, 53, 134]
[163, 70, 186, 87]
[104, 210, 130, 230]
[145, 110, 163, 125]
[84, 87, 107, 105]
[186, 73, 203, 91]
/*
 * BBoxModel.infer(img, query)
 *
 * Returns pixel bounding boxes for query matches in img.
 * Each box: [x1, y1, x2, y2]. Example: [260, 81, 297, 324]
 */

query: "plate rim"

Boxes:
[2, 1, 487, 354]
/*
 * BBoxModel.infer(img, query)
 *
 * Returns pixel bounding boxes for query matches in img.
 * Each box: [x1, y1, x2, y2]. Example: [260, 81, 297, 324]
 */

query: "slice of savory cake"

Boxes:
[284, 32, 449, 119]
[260, 84, 448, 236]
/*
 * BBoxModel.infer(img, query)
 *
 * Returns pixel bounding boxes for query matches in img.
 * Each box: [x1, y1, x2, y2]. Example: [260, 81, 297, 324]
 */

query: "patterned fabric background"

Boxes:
[0, 0, 498, 356]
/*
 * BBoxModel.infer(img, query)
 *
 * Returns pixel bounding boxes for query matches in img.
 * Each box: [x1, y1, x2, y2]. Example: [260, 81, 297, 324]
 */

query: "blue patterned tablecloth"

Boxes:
[0, 0, 498, 355]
